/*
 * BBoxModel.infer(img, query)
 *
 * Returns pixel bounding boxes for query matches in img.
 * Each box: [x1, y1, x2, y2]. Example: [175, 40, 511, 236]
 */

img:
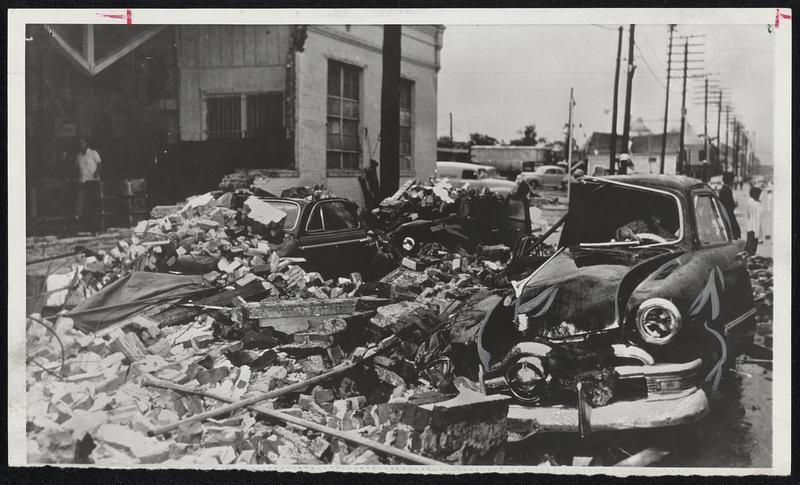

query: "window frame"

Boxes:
[304, 200, 361, 234]
[326, 60, 362, 171]
[204, 91, 284, 140]
[399, 78, 415, 172]
[692, 193, 731, 247]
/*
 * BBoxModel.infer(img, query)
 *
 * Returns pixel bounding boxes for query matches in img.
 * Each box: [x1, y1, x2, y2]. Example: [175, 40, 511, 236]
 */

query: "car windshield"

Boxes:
[560, 180, 682, 247]
[478, 167, 499, 179]
[262, 200, 300, 230]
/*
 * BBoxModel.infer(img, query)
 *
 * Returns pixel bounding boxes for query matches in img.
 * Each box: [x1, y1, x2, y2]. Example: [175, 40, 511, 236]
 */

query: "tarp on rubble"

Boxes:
[67, 271, 209, 333]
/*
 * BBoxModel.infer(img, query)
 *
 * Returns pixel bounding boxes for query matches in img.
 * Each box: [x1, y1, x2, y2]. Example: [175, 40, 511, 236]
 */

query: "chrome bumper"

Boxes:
[506, 388, 709, 439]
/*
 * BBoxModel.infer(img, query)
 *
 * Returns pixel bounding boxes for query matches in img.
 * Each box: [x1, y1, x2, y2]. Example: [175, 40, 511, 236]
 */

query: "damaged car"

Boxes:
[477, 175, 756, 435]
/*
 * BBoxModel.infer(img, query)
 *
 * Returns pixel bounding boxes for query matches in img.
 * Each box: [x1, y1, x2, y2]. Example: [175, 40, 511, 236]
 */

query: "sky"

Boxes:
[436, 24, 776, 164]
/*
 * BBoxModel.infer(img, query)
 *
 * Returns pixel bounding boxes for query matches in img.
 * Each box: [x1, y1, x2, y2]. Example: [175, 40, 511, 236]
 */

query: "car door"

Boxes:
[298, 200, 372, 277]
[690, 189, 755, 352]
[503, 190, 532, 251]
[544, 168, 561, 188]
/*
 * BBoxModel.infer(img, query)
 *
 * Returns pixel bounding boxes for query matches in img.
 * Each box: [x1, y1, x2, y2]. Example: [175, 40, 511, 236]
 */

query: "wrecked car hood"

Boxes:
[516, 246, 673, 338]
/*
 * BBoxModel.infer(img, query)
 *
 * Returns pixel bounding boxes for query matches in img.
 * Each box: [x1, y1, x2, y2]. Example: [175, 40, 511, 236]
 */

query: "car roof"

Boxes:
[436, 161, 495, 170]
[258, 196, 352, 207]
[594, 174, 705, 192]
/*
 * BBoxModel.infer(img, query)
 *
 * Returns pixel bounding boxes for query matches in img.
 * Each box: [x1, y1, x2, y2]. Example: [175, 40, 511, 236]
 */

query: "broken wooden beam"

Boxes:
[146, 334, 399, 437]
[144, 377, 446, 466]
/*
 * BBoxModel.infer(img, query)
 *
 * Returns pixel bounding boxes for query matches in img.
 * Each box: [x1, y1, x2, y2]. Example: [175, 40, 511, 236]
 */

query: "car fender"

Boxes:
[624, 251, 724, 363]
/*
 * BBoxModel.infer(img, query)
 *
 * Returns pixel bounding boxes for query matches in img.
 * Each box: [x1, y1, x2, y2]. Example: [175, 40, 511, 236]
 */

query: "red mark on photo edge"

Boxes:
[775, 8, 791, 28]
[96, 9, 133, 24]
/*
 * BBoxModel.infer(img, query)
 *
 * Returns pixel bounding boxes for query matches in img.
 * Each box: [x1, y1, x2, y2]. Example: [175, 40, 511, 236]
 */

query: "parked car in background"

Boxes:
[436, 161, 519, 196]
[477, 175, 755, 435]
[517, 165, 567, 190]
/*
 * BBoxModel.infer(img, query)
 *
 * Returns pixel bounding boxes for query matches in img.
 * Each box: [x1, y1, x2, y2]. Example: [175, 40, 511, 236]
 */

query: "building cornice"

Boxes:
[307, 25, 440, 72]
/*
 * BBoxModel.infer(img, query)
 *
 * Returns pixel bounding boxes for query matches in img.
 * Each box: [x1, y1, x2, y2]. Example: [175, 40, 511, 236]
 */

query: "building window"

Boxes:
[399, 79, 414, 171]
[205, 93, 283, 140]
[327, 60, 361, 170]
[246, 93, 283, 139]
[206, 95, 241, 140]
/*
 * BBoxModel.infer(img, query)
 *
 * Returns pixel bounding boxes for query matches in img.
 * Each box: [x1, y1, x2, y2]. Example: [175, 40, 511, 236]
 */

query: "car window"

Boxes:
[507, 198, 527, 220]
[694, 195, 729, 245]
[316, 201, 358, 231]
[462, 170, 477, 180]
[262, 200, 300, 230]
[307, 205, 324, 231]
[545, 169, 555, 174]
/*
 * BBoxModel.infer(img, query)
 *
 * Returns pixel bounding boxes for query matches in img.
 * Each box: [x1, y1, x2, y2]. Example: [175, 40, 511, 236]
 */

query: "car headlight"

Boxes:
[636, 298, 681, 345]
[505, 355, 547, 403]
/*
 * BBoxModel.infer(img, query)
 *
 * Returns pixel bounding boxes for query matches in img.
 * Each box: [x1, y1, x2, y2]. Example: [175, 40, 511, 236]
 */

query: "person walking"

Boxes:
[745, 185, 763, 255]
[361, 159, 381, 210]
[718, 172, 741, 239]
[75, 138, 102, 225]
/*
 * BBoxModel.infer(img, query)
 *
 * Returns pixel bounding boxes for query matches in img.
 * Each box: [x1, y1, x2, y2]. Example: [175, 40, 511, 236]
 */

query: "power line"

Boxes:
[634, 41, 666, 89]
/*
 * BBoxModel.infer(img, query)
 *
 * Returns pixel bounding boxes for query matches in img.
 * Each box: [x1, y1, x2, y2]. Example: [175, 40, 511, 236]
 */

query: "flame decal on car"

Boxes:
[517, 286, 559, 317]
[476, 286, 559, 370]
[689, 267, 726, 391]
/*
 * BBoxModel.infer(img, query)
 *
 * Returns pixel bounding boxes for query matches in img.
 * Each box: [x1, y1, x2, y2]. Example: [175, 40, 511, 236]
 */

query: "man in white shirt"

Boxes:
[745, 185, 763, 255]
[75, 138, 102, 222]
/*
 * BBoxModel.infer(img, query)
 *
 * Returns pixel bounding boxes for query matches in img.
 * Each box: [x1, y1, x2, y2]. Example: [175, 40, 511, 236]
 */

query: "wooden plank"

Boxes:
[232, 25, 244, 67]
[243, 26, 256, 66]
[242, 297, 390, 319]
[44, 25, 92, 74]
[93, 27, 166, 75]
[144, 376, 446, 466]
[255, 26, 268, 65]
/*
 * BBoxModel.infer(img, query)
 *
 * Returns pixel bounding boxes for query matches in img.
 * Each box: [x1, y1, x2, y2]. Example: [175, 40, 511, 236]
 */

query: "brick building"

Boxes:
[26, 24, 444, 233]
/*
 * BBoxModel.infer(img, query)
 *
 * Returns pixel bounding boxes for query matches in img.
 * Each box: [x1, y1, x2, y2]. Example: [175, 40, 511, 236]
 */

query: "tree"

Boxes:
[509, 124, 539, 146]
[437, 136, 454, 148]
[469, 133, 498, 146]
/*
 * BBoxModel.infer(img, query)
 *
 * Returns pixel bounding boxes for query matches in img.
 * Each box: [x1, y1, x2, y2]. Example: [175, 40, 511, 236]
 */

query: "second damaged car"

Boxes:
[477, 175, 756, 436]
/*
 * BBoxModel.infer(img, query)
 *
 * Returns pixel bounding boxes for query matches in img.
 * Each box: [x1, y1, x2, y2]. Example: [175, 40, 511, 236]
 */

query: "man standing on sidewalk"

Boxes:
[75, 138, 102, 224]
[745, 185, 763, 255]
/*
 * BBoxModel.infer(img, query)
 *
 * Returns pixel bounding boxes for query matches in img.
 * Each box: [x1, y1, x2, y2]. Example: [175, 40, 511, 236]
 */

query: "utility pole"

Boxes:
[449, 112, 453, 142]
[610, 26, 623, 173]
[566, 87, 575, 201]
[733, 116, 740, 177]
[659, 25, 675, 174]
[677, 39, 688, 175]
[701, 77, 708, 181]
[724, 106, 730, 172]
[620, 24, 636, 174]
[716, 90, 722, 170]
[379, 25, 401, 198]
[703, 78, 708, 162]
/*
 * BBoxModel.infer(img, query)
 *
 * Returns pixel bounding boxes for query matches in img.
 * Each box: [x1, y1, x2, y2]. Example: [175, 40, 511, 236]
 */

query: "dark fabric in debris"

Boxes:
[67, 271, 208, 333]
